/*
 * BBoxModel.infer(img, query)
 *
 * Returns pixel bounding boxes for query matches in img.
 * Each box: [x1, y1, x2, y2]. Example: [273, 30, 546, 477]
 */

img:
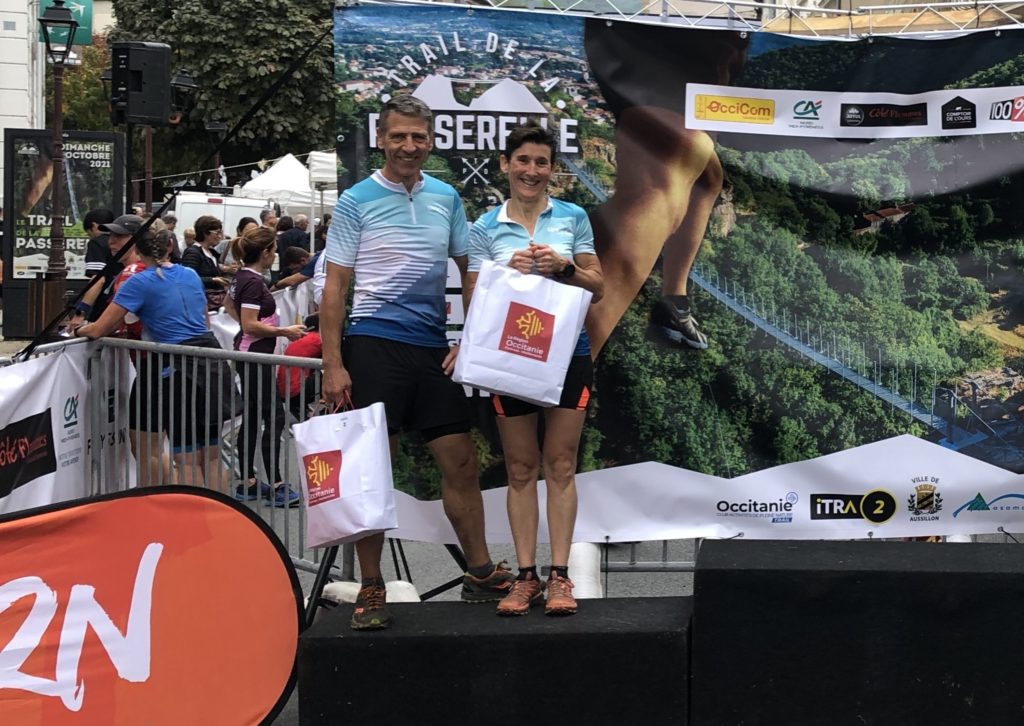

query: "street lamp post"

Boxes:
[37, 0, 79, 326]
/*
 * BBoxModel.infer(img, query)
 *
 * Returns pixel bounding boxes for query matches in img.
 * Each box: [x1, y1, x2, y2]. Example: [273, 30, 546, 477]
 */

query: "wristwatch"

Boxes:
[558, 261, 576, 280]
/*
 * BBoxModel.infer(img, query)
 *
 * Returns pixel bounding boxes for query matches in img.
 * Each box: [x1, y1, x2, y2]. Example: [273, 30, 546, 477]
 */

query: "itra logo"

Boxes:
[501, 302, 554, 362]
[793, 99, 822, 119]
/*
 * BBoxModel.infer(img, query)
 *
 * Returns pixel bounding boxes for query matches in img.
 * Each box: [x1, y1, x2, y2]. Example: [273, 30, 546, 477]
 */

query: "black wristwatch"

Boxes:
[558, 261, 576, 280]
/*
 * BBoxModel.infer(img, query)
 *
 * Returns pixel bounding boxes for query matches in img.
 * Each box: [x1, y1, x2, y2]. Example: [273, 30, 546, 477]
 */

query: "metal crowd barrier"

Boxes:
[84, 337, 330, 576]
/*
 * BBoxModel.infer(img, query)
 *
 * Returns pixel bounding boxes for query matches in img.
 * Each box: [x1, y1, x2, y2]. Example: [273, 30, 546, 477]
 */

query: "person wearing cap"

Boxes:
[71, 213, 151, 326]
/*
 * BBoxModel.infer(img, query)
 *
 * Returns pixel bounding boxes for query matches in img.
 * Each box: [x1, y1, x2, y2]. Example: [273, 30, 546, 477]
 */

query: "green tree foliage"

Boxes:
[46, 36, 111, 131]
[109, 0, 333, 168]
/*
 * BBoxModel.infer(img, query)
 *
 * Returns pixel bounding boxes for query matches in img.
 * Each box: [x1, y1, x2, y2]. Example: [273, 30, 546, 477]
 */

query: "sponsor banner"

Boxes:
[0, 487, 301, 725]
[0, 348, 89, 514]
[2, 130, 124, 279]
[392, 435, 1024, 543]
[685, 83, 1024, 138]
[0, 344, 135, 514]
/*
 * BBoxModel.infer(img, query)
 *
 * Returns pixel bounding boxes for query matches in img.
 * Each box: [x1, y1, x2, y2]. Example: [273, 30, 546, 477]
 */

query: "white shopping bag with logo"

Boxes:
[453, 260, 592, 406]
[292, 401, 397, 548]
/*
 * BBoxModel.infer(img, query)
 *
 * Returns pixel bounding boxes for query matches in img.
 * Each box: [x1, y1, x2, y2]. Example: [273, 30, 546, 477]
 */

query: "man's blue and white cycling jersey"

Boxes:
[324, 171, 468, 348]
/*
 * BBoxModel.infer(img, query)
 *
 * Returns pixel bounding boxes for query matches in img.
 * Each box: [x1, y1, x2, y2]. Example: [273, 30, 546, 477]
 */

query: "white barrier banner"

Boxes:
[392, 435, 1024, 543]
[0, 347, 90, 513]
[88, 344, 137, 494]
[685, 83, 1024, 139]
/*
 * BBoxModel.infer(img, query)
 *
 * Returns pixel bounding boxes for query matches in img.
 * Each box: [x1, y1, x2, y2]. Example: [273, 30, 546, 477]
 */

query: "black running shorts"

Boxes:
[343, 335, 471, 441]
[492, 355, 593, 418]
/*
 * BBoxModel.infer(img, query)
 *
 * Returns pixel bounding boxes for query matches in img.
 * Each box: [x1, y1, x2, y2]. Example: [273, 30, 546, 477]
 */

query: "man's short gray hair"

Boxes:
[294, 214, 308, 227]
[379, 95, 433, 136]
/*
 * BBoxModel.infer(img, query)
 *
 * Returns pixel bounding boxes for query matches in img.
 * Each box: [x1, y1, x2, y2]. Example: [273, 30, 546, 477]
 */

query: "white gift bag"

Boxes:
[292, 401, 397, 547]
[453, 260, 592, 406]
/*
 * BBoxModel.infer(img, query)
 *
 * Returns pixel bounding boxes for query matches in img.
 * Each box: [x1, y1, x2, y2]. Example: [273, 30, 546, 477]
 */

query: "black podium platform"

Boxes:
[298, 597, 692, 725]
[692, 540, 1024, 726]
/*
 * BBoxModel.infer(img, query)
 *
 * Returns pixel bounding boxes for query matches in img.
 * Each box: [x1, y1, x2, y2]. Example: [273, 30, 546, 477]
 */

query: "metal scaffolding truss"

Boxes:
[353, 0, 1024, 37]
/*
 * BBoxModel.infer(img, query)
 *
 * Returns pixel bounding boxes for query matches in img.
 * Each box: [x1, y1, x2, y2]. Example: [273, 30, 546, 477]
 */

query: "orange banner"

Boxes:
[0, 487, 301, 725]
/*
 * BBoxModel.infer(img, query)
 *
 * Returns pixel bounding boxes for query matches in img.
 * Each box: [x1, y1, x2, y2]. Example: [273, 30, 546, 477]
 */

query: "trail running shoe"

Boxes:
[545, 573, 578, 616]
[496, 578, 544, 616]
[461, 561, 515, 603]
[350, 583, 391, 630]
[651, 298, 709, 350]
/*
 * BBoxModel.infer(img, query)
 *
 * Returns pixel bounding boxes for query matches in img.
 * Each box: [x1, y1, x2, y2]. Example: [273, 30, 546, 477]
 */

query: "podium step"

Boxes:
[299, 596, 692, 725]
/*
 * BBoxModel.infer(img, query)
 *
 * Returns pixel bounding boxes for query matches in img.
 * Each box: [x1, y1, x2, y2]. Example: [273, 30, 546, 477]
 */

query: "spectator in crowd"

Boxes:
[280, 246, 310, 276]
[218, 216, 258, 271]
[182, 215, 231, 310]
[278, 213, 311, 258]
[259, 208, 278, 231]
[272, 250, 320, 292]
[183, 227, 196, 249]
[320, 94, 514, 630]
[314, 213, 331, 251]
[277, 313, 322, 421]
[162, 213, 180, 261]
[72, 225, 233, 492]
[466, 122, 604, 617]
[74, 214, 164, 324]
[228, 226, 305, 507]
[83, 208, 116, 277]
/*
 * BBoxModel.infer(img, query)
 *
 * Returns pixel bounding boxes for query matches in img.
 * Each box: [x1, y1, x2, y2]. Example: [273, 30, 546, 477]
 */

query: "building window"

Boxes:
[2, 21, 17, 32]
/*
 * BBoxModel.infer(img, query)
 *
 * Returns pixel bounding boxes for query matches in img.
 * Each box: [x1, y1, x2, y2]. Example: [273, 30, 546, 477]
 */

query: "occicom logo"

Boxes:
[501, 301, 555, 362]
[303, 451, 342, 506]
[695, 94, 775, 124]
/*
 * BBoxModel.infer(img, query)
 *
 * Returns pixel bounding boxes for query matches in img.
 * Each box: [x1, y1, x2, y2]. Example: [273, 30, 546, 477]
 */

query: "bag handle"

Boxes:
[312, 389, 354, 417]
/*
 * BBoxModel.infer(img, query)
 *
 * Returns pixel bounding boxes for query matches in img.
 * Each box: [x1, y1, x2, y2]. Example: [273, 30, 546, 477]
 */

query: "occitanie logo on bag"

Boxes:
[695, 94, 774, 124]
[501, 301, 555, 362]
[304, 451, 342, 505]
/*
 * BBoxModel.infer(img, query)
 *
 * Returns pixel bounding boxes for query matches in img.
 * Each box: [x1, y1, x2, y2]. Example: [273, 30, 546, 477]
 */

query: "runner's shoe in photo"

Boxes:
[461, 561, 516, 603]
[496, 578, 544, 616]
[545, 573, 578, 616]
[351, 583, 391, 630]
[650, 296, 709, 350]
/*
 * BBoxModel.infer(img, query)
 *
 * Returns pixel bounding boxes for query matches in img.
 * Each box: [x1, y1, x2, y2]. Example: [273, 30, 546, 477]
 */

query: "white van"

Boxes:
[174, 191, 271, 247]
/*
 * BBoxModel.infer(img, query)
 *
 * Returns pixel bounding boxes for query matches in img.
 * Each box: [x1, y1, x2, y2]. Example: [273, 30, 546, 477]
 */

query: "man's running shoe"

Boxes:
[235, 481, 271, 501]
[651, 297, 709, 350]
[266, 485, 302, 508]
[545, 573, 578, 616]
[461, 561, 515, 603]
[496, 578, 544, 616]
[350, 583, 391, 630]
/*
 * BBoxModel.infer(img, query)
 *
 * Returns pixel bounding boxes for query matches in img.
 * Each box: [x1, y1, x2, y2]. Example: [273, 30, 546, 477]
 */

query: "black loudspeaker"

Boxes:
[111, 41, 171, 126]
[691, 540, 1024, 726]
[299, 597, 692, 725]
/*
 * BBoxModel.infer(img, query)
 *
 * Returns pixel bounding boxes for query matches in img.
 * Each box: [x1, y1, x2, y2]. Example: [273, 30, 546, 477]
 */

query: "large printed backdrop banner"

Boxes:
[0, 488, 302, 725]
[336, 5, 1024, 537]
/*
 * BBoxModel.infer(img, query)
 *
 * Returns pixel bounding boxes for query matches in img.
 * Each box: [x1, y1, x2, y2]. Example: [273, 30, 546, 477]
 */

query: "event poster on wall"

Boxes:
[2, 129, 124, 280]
[335, 5, 1024, 536]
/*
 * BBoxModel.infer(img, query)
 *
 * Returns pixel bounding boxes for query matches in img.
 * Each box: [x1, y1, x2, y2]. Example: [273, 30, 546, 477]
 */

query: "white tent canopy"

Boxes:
[238, 152, 337, 212]
[307, 150, 338, 192]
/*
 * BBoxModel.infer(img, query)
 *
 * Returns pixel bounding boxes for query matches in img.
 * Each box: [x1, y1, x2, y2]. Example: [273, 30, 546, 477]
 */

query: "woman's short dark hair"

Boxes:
[194, 215, 222, 242]
[502, 122, 556, 163]
[277, 215, 294, 231]
[236, 216, 258, 235]
[231, 226, 276, 266]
